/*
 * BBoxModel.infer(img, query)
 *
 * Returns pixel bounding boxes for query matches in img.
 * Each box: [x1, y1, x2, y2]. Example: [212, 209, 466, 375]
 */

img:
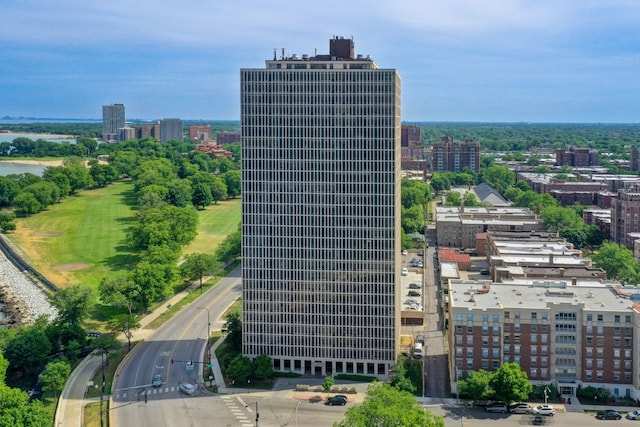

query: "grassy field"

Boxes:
[6, 180, 241, 289]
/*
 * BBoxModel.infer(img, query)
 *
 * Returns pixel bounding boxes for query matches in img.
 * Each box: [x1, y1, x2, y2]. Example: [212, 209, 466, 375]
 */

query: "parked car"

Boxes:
[401, 267, 408, 276]
[179, 383, 196, 395]
[416, 334, 425, 345]
[417, 261, 424, 268]
[480, 269, 489, 275]
[409, 283, 421, 289]
[408, 290, 421, 297]
[532, 405, 555, 416]
[627, 410, 640, 420]
[417, 250, 424, 256]
[152, 374, 162, 388]
[485, 403, 508, 413]
[326, 395, 348, 406]
[402, 250, 408, 256]
[596, 410, 622, 420]
[509, 403, 532, 414]
[411, 260, 418, 267]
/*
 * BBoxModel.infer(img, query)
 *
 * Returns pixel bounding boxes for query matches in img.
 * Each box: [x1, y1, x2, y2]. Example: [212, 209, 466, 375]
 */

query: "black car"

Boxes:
[409, 283, 421, 289]
[326, 395, 348, 406]
[596, 410, 622, 420]
[417, 250, 424, 256]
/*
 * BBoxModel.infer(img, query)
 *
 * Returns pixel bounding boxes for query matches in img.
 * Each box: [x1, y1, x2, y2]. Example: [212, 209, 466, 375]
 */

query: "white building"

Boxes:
[240, 36, 401, 378]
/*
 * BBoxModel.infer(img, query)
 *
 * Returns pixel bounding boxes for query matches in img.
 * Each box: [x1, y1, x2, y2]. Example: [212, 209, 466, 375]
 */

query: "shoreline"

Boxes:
[0, 159, 64, 166]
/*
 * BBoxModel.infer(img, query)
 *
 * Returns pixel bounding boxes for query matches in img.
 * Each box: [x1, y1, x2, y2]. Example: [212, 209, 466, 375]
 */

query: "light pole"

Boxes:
[245, 402, 259, 427]
[100, 348, 106, 427]
[544, 387, 549, 405]
[197, 307, 211, 345]
[295, 400, 300, 427]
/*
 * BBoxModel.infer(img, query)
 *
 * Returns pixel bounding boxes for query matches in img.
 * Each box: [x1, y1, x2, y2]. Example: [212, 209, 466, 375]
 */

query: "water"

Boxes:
[0, 162, 49, 176]
[0, 132, 76, 144]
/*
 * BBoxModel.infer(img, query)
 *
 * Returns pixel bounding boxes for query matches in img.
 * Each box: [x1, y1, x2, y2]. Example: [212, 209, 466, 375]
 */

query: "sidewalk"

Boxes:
[54, 284, 198, 427]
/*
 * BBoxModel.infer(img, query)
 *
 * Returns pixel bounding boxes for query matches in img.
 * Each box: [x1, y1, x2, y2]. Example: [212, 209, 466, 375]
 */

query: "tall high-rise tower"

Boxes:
[240, 36, 401, 379]
[102, 103, 125, 141]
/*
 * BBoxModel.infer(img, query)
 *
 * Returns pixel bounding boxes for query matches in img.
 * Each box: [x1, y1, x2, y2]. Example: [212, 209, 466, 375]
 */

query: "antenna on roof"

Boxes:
[273, 48, 277, 60]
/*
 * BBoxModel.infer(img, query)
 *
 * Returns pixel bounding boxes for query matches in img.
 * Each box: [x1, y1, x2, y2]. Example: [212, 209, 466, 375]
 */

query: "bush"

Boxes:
[334, 374, 377, 382]
[295, 384, 309, 391]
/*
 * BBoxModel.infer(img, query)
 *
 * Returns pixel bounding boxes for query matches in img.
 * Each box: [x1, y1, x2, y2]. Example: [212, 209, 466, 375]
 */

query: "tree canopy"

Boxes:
[334, 382, 444, 427]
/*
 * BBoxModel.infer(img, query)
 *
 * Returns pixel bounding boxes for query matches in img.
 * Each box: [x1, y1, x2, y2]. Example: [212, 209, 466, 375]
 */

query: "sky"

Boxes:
[1, 0, 639, 123]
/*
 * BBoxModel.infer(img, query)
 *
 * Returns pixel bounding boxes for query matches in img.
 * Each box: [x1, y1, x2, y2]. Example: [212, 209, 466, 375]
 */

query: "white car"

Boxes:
[402, 250, 408, 256]
[627, 410, 640, 420]
[179, 383, 196, 395]
[532, 404, 555, 416]
[401, 267, 408, 276]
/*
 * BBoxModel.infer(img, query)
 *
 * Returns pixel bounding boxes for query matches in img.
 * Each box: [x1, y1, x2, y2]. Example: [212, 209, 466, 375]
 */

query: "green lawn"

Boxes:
[7, 181, 241, 289]
[183, 198, 241, 256]
[8, 180, 139, 288]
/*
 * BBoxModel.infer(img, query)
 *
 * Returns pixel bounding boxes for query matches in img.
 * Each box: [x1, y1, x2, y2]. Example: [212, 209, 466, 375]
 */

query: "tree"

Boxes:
[226, 354, 252, 382]
[99, 272, 141, 319]
[591, 242, 640, 283]
[540, 205, 582, 232]
[222, 170, 241, 198]
[322, 375, 335, 392]
[391, 356, 416, 394]
[0, 384, 51, 427]
[49, 285, 92, 328]
[92, 333, 122, 365]
[429, 173, 450, 193]
[38, 358, 71, 398]
[0, 212, 16, 232]
[4, 324, 52, 379]
[192, 183, 213, 209]
[180, 253, 222, 293]
[225, 311, 242, 353]
[108, 313, 140, 352]
[334, 382, 444, 427]
[12, 192, 41, 216]
[457, 369, 493, 403]
[480, 165, 515, 194]
[210, 176, 228, 203]
[252, 354, 274, 380]
[489, 362, 533, 404]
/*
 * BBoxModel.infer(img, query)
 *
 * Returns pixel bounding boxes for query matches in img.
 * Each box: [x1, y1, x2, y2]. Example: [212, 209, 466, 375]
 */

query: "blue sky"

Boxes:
[1, 0, 639, 122]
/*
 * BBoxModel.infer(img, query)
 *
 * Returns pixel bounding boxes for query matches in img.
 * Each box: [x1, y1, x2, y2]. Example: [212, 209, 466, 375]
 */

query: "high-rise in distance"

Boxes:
[102, 103, 125, 141]
[241, 36, 401, 378]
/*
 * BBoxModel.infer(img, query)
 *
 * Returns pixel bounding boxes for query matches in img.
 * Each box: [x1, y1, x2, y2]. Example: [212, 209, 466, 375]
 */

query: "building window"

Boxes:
[504, 345, 511, 354]
[587, 314, 593, 321]
[492, 349, 500, 358]
[531, 312, 537, 320]
[493, 326, 500, 334]
[466, 336, 473, 346]
[586, 348, 593, 357]
[456, 348, 463, 357]
[614, 315, 620, 323]
[586, 359, 592, 369]
[515, 311, 520, 319]
[514, 345, 521, 355]
[482, 348, 489, 358]
[514, 334, 521, 343]
[541, 324, 548, 332]
[614, 360, 621, 370]
[614, 327, 620, 335]
[541, 334, 548, 344]
[531, 324, 537, 332]
[514, 323, 521, 332]
[482, 360, 489, 369]
[531, 334, 538, 343]
[467, 359, 473, 368]
[531, 346, 537, 355]
[456, 325, 463, 334]
[541, 369, 548, 377]
[493, 314, 500, 323]
[597, 314, 603, 321]
[596, 360, 604, 369]
[586, 371, 593, 379]
[586, 336, 593, 345]
[531, 368, 537, 377]
[597, 326, 604, 335]
[504, 311, 510, 319]
[482, 326, 488, 334]
[482, 337, 489, 346]
[596, 371, 603, 380]
[541, 358, 548, 367]
[531, 357, 537, 367]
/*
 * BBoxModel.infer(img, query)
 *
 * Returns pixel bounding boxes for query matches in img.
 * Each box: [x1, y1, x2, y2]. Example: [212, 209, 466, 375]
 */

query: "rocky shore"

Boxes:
[0, 253, 57, 327]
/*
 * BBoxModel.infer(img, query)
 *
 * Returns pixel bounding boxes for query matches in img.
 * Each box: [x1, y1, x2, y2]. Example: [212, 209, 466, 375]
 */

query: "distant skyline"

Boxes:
[1, 1, 639, 123]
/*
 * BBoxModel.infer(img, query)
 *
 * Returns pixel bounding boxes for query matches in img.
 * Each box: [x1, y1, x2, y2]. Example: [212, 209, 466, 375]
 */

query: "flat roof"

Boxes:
[448, 279, 637, 312]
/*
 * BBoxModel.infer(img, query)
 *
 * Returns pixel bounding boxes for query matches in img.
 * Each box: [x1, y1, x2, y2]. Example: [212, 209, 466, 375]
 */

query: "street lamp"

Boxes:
[295, 400, 300, 427]
[245, 401, 259, 427]
[196, 307, 211, 345]
[100, 348, 106, 427]
[544, 387, 549, 405]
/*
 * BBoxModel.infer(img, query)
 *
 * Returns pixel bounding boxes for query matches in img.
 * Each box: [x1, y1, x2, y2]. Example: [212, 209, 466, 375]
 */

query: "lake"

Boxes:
[0, 132, 76, 144]
[0, 162, 48, 176]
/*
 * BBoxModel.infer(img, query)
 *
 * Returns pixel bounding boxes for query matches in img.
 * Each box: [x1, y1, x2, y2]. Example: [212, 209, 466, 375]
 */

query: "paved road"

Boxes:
[110, 269, 242, 427]
[423, 227, 450, 398]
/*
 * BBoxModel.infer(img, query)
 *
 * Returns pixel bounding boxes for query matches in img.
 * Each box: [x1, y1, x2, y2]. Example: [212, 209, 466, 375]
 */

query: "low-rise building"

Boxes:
[448, 279, 640, 400]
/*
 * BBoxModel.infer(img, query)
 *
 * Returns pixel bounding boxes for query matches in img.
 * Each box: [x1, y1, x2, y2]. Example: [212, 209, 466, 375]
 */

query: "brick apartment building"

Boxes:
[448, 280, 640, 400]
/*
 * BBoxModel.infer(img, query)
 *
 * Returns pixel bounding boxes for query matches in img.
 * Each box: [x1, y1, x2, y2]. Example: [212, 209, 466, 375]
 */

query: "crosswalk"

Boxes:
[115, 386, 177, 400]
[221, 396, 254, 427]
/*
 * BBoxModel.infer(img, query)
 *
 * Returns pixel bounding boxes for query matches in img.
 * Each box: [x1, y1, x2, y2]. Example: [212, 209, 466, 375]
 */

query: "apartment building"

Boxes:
[556, 147, 599, 167]
[102, 103, 125, 141]
[436, 206, 544, 249]
[611, 186, 640, 249]
[188, 125, 211, 141]
[159, 118, 183, 143]
[240, 36, 401, 379]
[430, 136, 480, 173]
[448, 279, 640, 400]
